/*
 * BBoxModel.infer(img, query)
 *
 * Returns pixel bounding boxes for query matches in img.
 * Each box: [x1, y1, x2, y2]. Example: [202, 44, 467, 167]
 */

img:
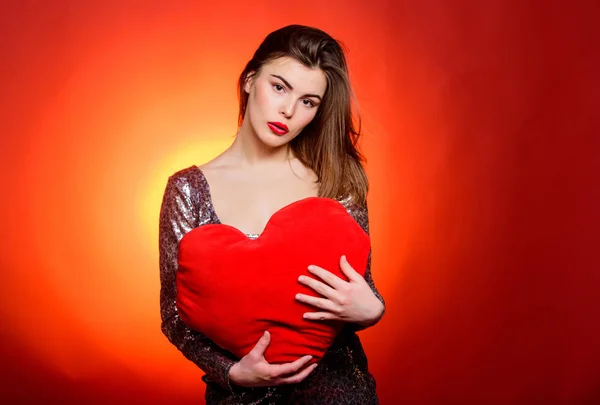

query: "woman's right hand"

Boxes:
[228, 331, 318, 388]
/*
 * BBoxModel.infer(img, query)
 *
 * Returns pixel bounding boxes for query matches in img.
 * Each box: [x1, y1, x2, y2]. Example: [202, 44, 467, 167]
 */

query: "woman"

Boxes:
[159, 25, 386, 404]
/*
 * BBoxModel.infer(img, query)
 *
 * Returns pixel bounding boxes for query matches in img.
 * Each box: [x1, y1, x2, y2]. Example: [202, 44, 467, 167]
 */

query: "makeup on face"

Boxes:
[252, 57, 327, 140]
[267, 122, 289, 136]
[270, 74, 323, 104]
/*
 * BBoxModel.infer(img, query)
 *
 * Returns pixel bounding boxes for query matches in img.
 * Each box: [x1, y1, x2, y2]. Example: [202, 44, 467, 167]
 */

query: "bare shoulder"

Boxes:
[197, 154, 236, 179]
[198, 156, 226, 172]
[289, 157, 319, 183]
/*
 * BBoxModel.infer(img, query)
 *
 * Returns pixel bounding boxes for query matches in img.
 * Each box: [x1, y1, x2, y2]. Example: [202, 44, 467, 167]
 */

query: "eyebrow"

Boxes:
[270, 74, 323, 101]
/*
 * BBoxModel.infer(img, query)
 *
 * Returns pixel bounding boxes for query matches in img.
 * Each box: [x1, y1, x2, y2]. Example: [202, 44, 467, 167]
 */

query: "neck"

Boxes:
[227, 119, 293, 167]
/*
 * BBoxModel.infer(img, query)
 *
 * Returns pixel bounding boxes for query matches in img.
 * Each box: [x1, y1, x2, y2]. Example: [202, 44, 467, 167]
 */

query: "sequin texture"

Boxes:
[159, 166, 386, 404]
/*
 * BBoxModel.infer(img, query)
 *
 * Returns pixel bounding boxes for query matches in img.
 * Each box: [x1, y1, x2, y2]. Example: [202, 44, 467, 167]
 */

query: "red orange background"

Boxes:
[1, 1, 599, 404]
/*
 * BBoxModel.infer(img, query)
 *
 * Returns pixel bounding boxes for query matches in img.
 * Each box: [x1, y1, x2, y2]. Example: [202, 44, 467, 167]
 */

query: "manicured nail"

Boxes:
[298, 275, 305, 282]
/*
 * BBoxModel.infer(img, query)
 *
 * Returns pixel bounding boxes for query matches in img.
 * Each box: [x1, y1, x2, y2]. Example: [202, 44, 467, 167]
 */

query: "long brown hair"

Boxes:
[237, 25, 369, 206]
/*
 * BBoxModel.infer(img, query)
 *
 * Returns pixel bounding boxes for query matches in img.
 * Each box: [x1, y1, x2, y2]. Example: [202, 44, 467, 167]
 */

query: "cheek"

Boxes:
[253, 85, 274, 112]
[298, 108, 318, 127]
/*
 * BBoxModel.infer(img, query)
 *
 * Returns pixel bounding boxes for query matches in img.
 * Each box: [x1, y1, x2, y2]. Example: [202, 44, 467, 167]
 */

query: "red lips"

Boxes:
[267, 122, 289, 135]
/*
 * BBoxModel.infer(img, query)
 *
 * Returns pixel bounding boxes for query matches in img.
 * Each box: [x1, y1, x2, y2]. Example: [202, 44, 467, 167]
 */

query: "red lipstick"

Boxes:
[267, 122, 289, 135]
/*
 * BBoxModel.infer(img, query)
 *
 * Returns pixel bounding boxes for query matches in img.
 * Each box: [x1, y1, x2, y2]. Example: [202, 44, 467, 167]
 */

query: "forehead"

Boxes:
[261, 57, 327, 96]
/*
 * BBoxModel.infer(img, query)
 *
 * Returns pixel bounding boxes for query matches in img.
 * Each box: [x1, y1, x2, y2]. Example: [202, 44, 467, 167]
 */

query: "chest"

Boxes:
[206, 171, 320, 235]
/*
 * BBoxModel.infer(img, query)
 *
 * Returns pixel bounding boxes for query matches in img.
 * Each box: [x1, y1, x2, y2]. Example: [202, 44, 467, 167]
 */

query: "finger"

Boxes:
[339, 255, 363, 282]
[307, 265, 345, 289]
[250, 331, 270, 357]
[269, 355, 313, 377]
[295, 293, 337, 312]
[298, 275, 341, 301]
[303, 311, 339, 321]
[275, 363, 318, 385]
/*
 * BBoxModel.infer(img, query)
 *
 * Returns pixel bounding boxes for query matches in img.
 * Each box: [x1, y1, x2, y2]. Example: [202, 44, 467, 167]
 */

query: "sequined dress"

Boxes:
[159, 166, 386, 404]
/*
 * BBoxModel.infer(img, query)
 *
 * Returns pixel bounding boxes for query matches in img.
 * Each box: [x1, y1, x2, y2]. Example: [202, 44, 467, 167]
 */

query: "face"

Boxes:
[243, 56, 327, 147]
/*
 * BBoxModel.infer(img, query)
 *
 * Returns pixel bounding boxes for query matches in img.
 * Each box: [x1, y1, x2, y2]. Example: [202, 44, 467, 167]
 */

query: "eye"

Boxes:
[273, 83, 285, 92]
[302, 99, 316, 108]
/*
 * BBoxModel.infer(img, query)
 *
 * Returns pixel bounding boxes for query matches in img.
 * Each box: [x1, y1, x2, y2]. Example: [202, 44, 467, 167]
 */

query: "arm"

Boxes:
[342, 199, 386, 332]
[159, 174, 239, 392]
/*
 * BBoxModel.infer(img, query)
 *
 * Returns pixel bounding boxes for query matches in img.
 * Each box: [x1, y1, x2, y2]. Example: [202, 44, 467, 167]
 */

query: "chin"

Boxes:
[253, 125, 292, 147]
[259, 133, 292, 148]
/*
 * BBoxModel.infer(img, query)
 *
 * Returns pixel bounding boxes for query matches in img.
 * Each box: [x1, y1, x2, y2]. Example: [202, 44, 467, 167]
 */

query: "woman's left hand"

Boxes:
[295, 255, 384, 326]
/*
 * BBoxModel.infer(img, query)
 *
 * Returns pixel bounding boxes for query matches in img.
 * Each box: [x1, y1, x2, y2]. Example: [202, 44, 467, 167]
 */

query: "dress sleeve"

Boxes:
[341, 199, 386, 332]
[159, 174, 239, 393]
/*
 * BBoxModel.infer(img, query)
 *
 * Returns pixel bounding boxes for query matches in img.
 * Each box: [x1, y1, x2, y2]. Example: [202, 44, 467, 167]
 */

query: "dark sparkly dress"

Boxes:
[159, 166, 386, 405]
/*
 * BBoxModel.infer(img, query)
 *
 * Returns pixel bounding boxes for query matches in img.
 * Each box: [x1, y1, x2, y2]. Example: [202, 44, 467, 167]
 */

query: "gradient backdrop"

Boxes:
[1, 1, 599, 404]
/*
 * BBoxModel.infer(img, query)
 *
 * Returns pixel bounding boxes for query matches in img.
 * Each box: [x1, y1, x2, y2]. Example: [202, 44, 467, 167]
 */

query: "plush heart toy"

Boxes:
[176, 197, 370, 364]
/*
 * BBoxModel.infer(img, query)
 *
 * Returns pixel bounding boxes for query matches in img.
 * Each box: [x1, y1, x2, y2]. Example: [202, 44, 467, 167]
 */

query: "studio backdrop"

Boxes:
[1, 1, 598, 404]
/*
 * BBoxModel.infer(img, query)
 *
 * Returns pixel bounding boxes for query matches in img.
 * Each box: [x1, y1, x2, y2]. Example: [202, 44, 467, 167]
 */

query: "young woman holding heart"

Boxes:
[159, 25, 386, 404]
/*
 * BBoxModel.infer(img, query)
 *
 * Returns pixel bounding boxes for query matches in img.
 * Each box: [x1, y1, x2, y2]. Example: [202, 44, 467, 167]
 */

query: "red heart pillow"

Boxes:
[176, 197, 370, 364]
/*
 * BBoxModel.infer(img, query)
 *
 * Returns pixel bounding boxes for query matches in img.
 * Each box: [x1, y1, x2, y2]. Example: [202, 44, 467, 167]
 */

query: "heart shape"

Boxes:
[176, 197, 370, 364]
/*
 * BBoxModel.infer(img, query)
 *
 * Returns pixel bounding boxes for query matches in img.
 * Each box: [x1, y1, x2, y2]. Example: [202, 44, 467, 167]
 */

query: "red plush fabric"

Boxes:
[176, 197, 371, 364]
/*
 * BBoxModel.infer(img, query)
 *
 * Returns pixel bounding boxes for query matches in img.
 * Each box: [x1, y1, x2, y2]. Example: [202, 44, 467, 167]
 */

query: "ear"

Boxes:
[244, 71, 257, 94]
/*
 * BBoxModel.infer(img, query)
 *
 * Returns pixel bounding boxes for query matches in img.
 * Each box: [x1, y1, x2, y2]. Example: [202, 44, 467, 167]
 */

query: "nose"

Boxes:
[279, 96, 295, 118]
